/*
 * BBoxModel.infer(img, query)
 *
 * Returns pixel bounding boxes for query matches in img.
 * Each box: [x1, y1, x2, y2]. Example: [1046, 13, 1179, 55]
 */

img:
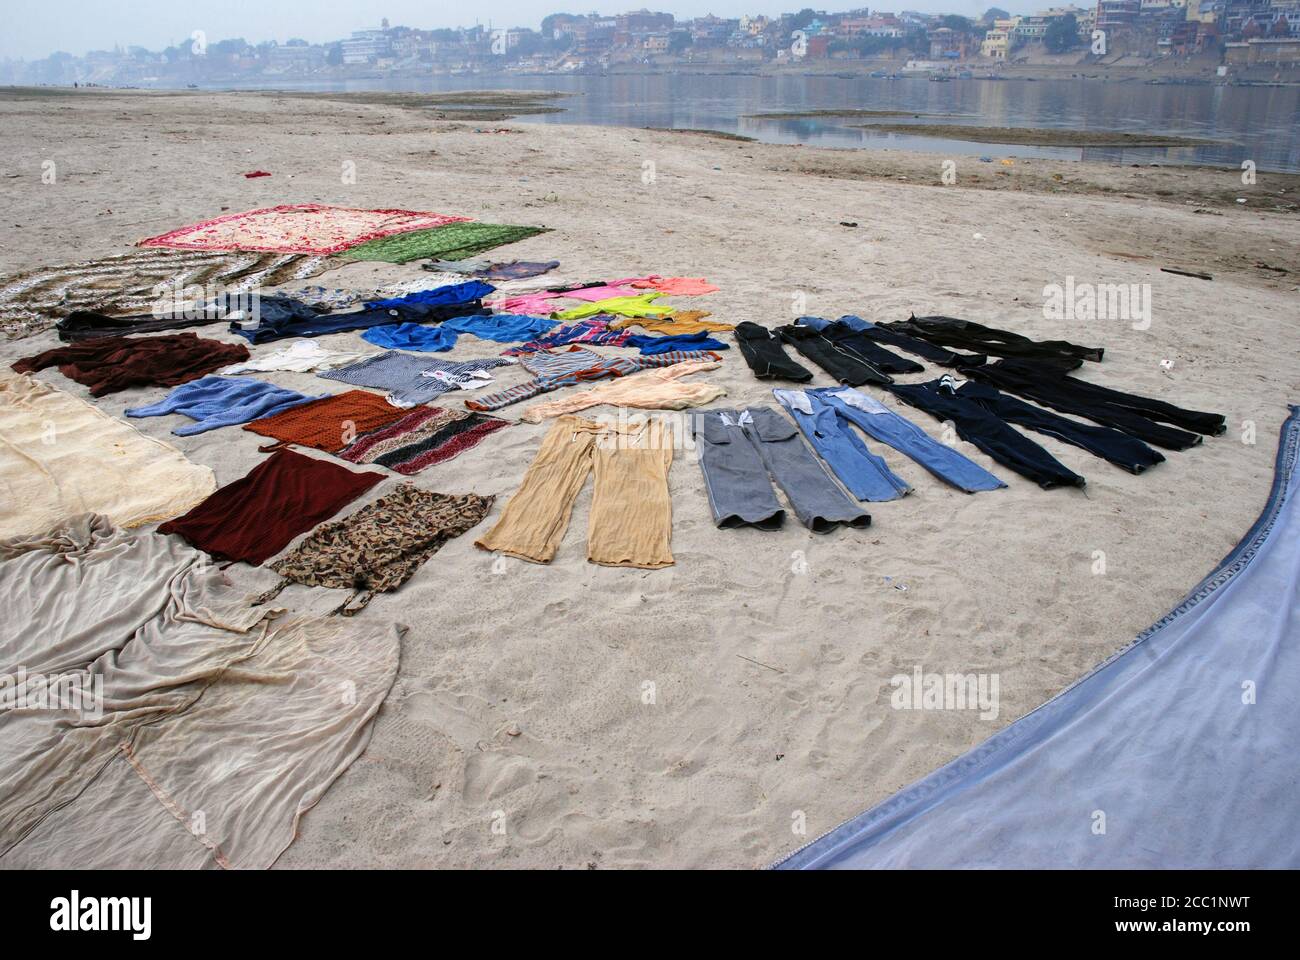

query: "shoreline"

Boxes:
[4, 85, 1298, 179]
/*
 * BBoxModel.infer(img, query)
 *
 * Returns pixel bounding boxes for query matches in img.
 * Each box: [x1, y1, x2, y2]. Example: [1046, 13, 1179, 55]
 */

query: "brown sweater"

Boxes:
[12, 333, 249, 396]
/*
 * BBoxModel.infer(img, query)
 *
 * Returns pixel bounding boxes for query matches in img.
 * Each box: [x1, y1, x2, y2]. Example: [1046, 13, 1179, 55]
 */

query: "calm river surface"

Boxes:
[209, 72, 1300, 172]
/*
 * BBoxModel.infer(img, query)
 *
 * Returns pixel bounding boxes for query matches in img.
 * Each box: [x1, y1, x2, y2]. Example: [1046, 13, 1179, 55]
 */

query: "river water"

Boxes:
[211, 72, 1300, 172]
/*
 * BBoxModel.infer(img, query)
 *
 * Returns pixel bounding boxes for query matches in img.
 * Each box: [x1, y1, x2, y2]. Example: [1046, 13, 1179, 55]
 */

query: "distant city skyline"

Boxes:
[5, 1, 1001, 60]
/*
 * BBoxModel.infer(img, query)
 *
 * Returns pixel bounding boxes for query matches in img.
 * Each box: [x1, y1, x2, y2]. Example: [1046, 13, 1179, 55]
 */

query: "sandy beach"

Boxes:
[1, 88, 1297, 869]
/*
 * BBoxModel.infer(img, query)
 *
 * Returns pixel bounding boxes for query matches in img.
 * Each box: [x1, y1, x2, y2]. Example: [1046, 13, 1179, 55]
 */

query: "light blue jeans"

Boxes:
[774, 389, 911, 502]
[803, 387, 1006, 493]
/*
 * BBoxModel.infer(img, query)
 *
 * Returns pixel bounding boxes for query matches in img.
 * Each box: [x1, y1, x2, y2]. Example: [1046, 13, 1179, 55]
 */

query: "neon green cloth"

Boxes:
[340, 223, 549, 264]
[554, 293, 674, 321]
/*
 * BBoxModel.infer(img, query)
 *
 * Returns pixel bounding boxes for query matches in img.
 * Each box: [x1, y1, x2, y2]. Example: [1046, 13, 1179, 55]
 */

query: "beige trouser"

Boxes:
[475, 415, 674, 568]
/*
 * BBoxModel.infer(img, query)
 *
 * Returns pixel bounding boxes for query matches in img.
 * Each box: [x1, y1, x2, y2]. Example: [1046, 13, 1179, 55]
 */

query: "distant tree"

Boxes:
[983, 8, 1010, 23]
[941, 15, 974, 33]
[209, 38, 248, 58]
[541, 14, 577, 39]
[791, 8, 818, 31]
[325, 44, 343, 66]
[668, 30, 692, 54]
[831, 35, 907, 55]
[1043, 14, 1079, 53]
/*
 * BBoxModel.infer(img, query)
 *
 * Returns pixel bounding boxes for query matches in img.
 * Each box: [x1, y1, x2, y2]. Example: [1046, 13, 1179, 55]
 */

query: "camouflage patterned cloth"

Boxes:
[254, 484, 493, 615]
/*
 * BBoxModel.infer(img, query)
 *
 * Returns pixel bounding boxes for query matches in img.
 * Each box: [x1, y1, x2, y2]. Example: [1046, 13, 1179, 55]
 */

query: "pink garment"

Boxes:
[610, 275, 661, 287]
[494, 291, 562, 314]
[561, 284, 642, 302]
[630, 277, 719, 296]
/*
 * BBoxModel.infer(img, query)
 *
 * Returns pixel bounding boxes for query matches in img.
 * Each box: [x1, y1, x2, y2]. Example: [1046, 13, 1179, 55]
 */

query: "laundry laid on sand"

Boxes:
[554, 293, 676, 322]
[338, 405, 511, 475]
[230, 280, 491, 345]
[612, 310, 732, 335]
[256, 485, 494, 614]
[519, 358, 726, 423]
[12, 332, 250, 397]
[360, 322, 461, 353]
[341, 222, 550, 264]
[0, 514, 399, 869]
[124, 375, 327, 436]
[476, 415, 676, 569]
[219, 339, 374, 375]
[242, 389, 410, 453]
[693, 407, 873, 533]
[500, 317, 633, 355]
[466, 345, 721, 412]
[434, 258, 560, 281]
[320, 352, 512, 408]
[158, 448, 384, 566]
[138, 203, 470, 255]
[0, 247, 329, 340]
[626, 331, 730, 354]
[0, 372, 216, 539]
[0, 188, 1252, 877]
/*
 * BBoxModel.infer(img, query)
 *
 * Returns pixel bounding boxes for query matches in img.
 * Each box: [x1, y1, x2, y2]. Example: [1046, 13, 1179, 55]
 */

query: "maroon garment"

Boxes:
[11, 332, 249, 397]
[158, 448, 384, 565]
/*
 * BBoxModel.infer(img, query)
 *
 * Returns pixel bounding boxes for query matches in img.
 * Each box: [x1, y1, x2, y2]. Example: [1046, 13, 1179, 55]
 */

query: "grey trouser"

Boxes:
[692, 407, 871, 533]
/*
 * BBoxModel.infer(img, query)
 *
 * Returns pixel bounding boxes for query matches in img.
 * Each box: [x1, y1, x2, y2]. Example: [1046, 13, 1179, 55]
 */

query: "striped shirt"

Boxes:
[466, 346, 722, 412]
[320, 351, 511, 408]
[500, 317, 633, 356]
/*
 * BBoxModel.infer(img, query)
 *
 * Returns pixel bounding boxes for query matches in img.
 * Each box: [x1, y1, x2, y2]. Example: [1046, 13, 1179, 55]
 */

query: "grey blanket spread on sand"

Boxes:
[0, 514, 401, 869]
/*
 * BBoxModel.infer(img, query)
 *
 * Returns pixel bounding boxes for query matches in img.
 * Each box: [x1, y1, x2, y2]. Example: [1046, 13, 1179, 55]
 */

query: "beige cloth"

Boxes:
[0, 372, 216, 539]
[520, 359, 726, 423]
[475, 415, 675, 568]
[0, 514, 401, 869]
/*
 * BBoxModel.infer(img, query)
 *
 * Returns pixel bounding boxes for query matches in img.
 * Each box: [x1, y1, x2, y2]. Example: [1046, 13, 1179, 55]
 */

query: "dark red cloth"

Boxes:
[244, 171, 272, 178]
[11, 333, 249, 397]
[158, 448, 384, 566]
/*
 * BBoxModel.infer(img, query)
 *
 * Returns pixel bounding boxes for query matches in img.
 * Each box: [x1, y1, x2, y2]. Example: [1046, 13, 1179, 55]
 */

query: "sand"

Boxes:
[1, 89, 1298, 869]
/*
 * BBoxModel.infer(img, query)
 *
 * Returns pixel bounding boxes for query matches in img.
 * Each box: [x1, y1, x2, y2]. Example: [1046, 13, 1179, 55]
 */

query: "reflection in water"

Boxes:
[211, 73, 1300, 173]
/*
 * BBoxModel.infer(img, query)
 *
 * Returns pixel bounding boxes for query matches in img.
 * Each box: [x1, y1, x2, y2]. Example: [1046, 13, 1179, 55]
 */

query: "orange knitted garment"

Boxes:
[243, 389, 409, 452]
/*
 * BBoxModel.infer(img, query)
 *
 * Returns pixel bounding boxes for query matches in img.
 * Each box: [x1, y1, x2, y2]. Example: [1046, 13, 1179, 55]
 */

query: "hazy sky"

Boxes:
[4, 1, 1000, 60]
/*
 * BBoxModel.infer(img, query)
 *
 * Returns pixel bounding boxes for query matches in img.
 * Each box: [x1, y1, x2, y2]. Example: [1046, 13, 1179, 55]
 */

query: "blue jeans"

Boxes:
[804, 387, 1006, 493]
[774, 389, 911, 502]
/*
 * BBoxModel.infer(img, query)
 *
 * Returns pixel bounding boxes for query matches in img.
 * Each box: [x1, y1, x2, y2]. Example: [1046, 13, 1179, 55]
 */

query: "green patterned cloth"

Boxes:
[340, 222, 549, 264]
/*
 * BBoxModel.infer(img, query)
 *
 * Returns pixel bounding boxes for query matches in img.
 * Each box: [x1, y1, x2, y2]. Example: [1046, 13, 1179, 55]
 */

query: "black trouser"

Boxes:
[839, 317, 987, 368]
[734, 321, 813, 382]
[820, 321, 925, 374]
[958, 358, 1224, 450]
[885, 315, 1104, 364]
[56, 295, 326, 342]
[888, 380, 1086, 490]
[776, 324, 893, 386]
[953, 380, 1165, 475]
